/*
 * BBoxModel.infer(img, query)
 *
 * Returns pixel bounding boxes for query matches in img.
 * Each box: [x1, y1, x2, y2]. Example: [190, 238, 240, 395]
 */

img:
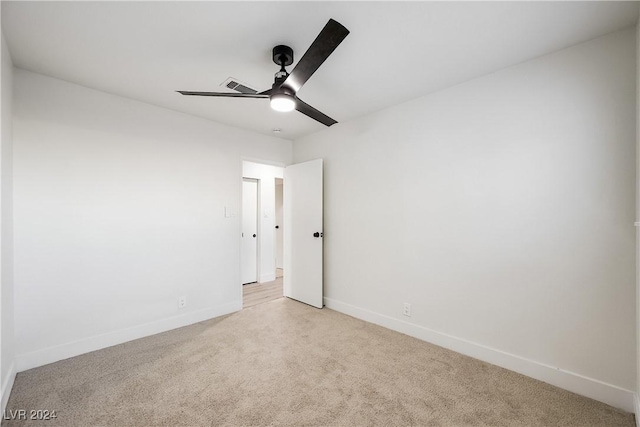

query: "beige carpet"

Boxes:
[3, 298, 634, 426]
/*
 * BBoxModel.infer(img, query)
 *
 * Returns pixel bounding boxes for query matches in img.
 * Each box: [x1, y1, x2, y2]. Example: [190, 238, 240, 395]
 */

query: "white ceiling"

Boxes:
[2, 2, 638, 140]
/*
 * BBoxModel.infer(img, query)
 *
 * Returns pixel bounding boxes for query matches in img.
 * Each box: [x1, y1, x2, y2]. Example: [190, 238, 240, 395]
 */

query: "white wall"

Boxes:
[12, 69, 292, 370]
[242, 161, 284, 282]
[295, 28, 636, 410]
[0, 29, 15, 410]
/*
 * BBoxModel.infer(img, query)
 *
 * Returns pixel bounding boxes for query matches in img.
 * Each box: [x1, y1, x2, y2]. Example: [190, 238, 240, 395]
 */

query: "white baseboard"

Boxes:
[259, 273, 276, 283]
[634, 393, 640, 427]
[1, 361, 16, 411]
[324, 297, 635, 413]
[16, 301, 241, 372]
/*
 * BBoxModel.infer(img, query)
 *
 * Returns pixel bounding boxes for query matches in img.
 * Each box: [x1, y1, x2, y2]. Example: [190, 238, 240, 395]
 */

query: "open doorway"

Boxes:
[241, 161, 285, 308]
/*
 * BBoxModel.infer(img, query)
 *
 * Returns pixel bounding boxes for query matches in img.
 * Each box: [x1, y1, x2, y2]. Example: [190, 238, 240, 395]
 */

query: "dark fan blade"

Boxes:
[177, 91, 269, 99]
[283, 19, 349, 92]
[295, 97, 337, 127]
[258, 89, 272, 95]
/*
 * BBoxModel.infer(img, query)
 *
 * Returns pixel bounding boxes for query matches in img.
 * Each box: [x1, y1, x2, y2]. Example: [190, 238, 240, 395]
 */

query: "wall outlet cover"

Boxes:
[403, 303, 411, 317]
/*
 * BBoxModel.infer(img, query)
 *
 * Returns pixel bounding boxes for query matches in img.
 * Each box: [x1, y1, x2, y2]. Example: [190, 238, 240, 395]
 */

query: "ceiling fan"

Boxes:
[177, 19, 349, 127]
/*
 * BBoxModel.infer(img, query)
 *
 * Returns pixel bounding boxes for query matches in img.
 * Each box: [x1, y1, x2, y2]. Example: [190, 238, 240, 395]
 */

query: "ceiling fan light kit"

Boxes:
[270, 93, 296, 112]
[177, 19, 349, 127]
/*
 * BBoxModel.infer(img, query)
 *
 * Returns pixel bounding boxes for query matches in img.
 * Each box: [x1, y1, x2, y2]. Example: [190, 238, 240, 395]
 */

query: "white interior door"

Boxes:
[284, 159, 323, 308]
[241, 179, 258, 284]
[275, 180, 284, 270]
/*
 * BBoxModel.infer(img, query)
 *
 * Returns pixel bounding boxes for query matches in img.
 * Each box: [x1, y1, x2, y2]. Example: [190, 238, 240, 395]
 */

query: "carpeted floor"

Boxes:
[3, 298, 635, 426]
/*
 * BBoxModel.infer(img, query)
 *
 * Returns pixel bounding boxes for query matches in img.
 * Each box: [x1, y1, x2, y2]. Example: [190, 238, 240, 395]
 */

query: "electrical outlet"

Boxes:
[178, 296, 186, 309]
[403, 303, 411, 317]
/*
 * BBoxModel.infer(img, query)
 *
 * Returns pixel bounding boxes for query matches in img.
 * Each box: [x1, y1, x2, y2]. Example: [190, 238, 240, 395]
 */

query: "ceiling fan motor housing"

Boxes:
[271, 84, 295, 98]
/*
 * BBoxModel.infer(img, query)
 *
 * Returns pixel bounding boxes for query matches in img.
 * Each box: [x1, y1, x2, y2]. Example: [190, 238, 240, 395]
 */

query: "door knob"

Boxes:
[313, 232, 323, 238]
[252, 234, 256, 238]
